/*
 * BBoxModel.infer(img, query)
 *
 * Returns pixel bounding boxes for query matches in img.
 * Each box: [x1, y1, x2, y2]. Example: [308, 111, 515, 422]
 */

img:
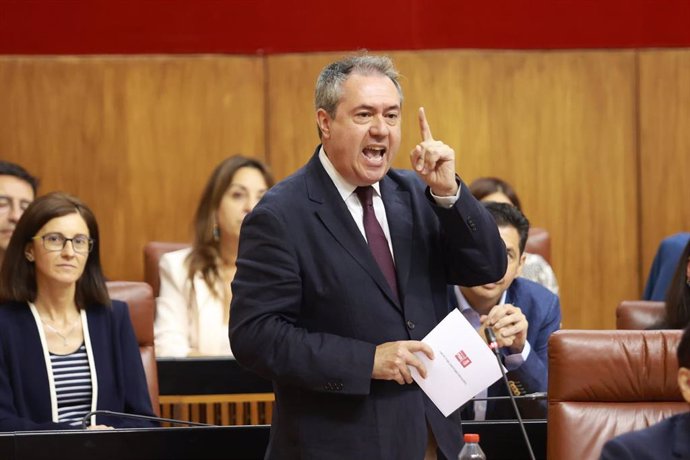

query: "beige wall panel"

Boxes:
[2, 50, 641, 329]
[392, 51, 639, 329]
[0, 56, 264, 282]
[265, 52, 345, 179]
[638, 50, 690, 287]
[267, 50, 638, 329]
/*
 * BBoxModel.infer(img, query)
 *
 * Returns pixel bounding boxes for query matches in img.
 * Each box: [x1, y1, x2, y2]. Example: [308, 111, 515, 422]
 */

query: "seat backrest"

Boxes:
[143, 242, 191, 297]
[616, 300, 666, 329]
[525, 227, 551, 263]
[547, 329, 685, 460]
[105, 281, 160, 415]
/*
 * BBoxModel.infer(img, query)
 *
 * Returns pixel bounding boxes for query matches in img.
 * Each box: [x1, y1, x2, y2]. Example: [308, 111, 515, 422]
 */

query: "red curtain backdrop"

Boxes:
[2, 0, 690, 55]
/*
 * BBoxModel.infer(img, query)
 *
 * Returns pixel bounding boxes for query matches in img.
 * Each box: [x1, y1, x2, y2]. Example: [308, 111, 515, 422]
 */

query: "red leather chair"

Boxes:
[525, 227, 551, 264]
[547, 329, 685, 460]
[106, 281, 160, 415]
[143, 242, 191, 297]
[616, 300, 666, 330]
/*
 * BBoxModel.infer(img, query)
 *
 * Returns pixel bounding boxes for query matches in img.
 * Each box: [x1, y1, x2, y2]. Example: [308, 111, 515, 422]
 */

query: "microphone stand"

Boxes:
[484, 328, 536, 460]
[470, 392, 547, 402]
[81, 410, 214, 430]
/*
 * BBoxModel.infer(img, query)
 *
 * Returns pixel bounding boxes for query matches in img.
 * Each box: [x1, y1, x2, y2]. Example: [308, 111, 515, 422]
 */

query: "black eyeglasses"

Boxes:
[32, 232, 94, 254]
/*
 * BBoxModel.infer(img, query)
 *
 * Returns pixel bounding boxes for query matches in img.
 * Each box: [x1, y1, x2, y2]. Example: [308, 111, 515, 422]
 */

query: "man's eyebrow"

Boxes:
[352, 104, 401, 111]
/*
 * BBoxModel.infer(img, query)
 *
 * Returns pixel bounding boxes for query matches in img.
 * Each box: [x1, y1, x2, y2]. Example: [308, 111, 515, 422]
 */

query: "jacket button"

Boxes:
[406, 320, 415, 330]
[467, 217, 477, 231]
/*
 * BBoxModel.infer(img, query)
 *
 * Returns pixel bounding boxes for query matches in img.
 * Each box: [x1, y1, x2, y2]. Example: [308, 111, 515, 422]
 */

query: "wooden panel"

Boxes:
[0, 55, 265, 281]
[0, 50, 646, 330]
[267, 50, 638, 329]
[265, 53, 344, 179]
[158, 394, 275, 426]
[638, 50, 690, 287]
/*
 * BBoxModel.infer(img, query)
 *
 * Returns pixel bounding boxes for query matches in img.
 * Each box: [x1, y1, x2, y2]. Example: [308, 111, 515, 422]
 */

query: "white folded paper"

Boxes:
[410, 309, 502, 416]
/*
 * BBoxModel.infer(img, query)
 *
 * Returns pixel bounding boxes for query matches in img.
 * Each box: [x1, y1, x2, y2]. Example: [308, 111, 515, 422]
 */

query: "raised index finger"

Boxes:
[418, 107, 434, 141]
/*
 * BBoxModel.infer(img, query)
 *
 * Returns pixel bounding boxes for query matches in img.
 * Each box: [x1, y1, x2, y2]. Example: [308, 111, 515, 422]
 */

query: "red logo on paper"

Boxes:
[455, 350, 472, 368]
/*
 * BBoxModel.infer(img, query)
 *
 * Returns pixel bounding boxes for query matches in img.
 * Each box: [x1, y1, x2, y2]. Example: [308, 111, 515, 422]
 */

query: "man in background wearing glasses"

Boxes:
[0, 161, 39, 266]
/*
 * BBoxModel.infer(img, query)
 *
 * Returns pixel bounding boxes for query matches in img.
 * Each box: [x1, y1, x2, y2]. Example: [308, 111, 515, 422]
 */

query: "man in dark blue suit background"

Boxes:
[229, 54, 507, 459]
[450, 203, 561, 420]
[600, 325, 690, 459]
[644, 233, 690, 301]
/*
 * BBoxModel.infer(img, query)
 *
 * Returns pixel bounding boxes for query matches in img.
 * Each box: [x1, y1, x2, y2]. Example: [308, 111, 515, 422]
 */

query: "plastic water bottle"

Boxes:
[458, 433, 486, 460]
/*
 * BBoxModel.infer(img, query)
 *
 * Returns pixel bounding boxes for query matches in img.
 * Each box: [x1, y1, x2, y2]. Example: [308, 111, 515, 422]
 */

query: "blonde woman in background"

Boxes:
[154, 156, 274, 357]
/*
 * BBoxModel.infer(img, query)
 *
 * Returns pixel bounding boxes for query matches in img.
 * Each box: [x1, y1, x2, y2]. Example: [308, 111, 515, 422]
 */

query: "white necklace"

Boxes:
[41, 316, 80, 347]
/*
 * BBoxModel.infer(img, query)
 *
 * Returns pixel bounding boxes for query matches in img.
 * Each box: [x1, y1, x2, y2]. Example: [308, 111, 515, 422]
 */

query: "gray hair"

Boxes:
[315, 54, 403, 138]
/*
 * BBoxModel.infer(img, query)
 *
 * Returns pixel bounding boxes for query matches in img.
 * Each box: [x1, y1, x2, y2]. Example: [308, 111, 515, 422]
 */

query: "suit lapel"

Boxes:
[306, 153, 401, 309]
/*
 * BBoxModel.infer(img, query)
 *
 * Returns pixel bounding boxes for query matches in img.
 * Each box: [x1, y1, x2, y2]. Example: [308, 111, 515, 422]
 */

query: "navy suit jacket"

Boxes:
[600, 412, 690, 459]
[0, 300, 157, 431]
[644, 233, 690, 301]
[451, 277, 561, 419]
[229, 150, 507, 460]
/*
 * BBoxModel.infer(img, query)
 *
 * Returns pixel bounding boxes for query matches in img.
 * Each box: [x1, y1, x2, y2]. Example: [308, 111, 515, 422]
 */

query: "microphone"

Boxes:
[484, 327, 536, 460]
[81, 410, 214, 430]
[470, 391, 547, 402]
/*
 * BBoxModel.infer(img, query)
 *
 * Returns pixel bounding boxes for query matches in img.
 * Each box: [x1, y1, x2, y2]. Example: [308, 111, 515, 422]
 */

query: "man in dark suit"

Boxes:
[600, 325, 690, 459]
[643, 232, 690, 301]
[450, 203, 561, 420]
[229, 54, 507, 460]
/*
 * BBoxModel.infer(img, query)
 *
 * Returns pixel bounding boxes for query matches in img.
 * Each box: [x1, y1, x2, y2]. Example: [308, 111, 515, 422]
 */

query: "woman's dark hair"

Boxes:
[663, 239, 690, 329]
[186, 155, 274, 298]
[469, 177, 522, 211]
[0, 192, 110, 308]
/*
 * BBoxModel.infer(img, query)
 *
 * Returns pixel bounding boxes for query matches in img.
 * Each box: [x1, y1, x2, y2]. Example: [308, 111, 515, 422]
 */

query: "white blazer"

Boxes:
[154, 248, 233, 357]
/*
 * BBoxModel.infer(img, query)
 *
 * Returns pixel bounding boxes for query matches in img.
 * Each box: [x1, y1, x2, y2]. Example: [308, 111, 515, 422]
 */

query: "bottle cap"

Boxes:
[463, 433, 480, 443]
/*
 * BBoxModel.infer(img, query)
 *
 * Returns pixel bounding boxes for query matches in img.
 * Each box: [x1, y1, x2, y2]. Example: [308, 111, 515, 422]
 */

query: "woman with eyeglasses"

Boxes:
[0, 192, 157, 431]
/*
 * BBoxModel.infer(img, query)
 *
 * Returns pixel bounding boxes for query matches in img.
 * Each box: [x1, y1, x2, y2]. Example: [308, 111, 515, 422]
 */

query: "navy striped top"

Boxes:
[50, 344, 92, 427]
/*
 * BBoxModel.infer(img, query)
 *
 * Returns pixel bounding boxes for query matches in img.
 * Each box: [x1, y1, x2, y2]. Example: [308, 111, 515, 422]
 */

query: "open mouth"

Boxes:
[362, 145, 387, 163]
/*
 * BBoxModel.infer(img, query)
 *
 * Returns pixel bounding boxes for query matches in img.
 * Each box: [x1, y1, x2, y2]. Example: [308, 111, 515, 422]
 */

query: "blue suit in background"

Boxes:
[644, 233, 690, 301]
[600, 412, 690, 460]
[451, 277, 561, 419]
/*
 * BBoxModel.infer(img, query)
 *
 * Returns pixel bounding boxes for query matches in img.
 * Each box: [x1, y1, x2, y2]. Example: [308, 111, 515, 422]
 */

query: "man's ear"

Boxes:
[316, 108, 332, 140]
[678, 367, 690, 404]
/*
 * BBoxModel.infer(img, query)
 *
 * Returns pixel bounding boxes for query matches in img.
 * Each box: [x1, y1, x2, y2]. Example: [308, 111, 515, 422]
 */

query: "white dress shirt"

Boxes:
[453, 286, 531, 420]
[318, 146, 460, 254]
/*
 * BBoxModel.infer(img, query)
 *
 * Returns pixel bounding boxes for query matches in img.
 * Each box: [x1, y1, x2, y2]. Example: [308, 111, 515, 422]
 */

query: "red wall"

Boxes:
[2, 0, 690, 54]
